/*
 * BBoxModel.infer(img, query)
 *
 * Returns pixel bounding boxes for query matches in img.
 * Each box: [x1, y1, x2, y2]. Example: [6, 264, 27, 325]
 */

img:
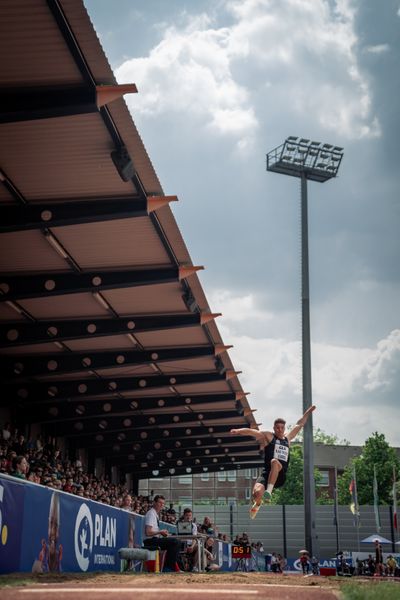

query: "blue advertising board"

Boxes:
[0, 476, 26, 572]
[0, 474, 263, 574]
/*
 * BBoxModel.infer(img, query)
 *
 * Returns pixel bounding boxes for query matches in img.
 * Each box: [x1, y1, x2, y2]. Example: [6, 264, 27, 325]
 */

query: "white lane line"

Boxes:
[19, 589, 259, 595]
[257, 584, 328, 590]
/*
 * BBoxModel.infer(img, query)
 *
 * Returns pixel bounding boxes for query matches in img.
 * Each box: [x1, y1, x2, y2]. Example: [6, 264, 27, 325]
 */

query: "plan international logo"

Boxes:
[74, 503, 117, 571]
[74, 504, 93, 571]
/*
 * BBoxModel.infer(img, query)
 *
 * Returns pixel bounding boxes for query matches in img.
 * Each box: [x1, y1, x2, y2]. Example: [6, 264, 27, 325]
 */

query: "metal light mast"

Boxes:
[266, 137, 343, 556]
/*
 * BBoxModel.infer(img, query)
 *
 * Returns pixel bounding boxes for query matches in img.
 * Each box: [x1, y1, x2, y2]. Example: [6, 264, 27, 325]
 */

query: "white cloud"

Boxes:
[359, 329, 400, 392]
[210, 289, 400, 445]
[116, 0, 380, 148]
[116, 19, 258, 150]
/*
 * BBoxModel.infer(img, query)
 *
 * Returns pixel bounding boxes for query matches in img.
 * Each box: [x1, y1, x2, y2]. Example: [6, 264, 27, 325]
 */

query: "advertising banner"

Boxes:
[0, 474, 255, 574]
[285, 557, 341, 572]
[18, 484, 141, 573]
[0, 476, 25, 572]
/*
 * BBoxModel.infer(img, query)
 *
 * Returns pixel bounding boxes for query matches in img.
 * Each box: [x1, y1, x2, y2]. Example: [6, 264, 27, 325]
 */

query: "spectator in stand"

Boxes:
[199, 516, 214, 535]
[143, 494, 181, 573]
[2, 422, 12, 442]
[121, 494, 133, 511]
[12, 434, 27, 455]
[11, 455, 29, 479]
[0, 456, 8, 473]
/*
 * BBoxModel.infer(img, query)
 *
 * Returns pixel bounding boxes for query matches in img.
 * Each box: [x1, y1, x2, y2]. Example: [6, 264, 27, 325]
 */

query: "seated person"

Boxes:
[204, 537, 220, 571]
[199, 516, 214, 535]
[386, 555, 397, 577]
[179, 508, 198, 571]
[143, 495, 181, 572]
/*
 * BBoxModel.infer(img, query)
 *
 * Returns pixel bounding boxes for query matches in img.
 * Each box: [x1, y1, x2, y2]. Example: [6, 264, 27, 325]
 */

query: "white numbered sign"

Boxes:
[274, 444, 289, 462]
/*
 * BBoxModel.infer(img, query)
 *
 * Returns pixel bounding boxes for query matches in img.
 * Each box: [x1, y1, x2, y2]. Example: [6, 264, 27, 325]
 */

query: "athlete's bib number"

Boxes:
[274, 444, 289, 462]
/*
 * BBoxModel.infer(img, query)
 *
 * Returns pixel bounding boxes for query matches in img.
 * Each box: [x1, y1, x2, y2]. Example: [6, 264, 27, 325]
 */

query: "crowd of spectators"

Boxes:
[0, 425, 163, 517]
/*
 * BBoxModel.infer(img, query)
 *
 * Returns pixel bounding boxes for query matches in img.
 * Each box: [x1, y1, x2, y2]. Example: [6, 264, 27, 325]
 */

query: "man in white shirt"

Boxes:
[143, 494, 181, 572]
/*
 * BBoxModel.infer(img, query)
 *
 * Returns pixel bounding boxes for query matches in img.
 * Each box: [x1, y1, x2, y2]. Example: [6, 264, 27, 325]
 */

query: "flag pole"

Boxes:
[393, 465, 398, 541]
[353, 465, 360, 552]
[373, 465, 381, 534]
[334, 466, 340, 554]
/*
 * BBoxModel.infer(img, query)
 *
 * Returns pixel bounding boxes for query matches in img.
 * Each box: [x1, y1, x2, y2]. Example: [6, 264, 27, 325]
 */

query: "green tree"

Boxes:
[294, 428, 350, 445]
[338, 432, 400, 505]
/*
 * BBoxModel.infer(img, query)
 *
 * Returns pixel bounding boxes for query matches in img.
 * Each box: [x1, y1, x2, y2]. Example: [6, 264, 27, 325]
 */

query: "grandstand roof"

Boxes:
[0, 0, 263, 479]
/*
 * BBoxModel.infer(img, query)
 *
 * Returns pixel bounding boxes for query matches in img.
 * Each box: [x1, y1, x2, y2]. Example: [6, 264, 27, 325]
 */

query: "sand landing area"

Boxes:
[1, 572, 399, 600]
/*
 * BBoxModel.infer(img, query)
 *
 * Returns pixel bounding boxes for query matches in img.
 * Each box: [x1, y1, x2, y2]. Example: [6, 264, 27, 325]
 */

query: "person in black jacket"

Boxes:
[231, 405, 315, 518]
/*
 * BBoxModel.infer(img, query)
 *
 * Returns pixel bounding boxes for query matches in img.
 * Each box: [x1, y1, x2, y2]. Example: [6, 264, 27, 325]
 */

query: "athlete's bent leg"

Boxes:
[252, 481, 265, 505]
[265, 459, 282, 501]
[249, 481, 265, 519]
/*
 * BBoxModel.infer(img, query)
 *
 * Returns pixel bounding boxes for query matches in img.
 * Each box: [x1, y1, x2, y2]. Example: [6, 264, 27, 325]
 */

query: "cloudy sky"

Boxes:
[84, 0, 400, 446]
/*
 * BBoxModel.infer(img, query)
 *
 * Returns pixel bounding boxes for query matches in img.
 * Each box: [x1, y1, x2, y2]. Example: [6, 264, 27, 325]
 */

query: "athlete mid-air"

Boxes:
[231, 405, 316, 518]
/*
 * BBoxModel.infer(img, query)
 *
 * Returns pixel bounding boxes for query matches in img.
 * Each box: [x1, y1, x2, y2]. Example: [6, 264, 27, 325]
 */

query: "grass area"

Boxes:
[342, 582, 400, 600]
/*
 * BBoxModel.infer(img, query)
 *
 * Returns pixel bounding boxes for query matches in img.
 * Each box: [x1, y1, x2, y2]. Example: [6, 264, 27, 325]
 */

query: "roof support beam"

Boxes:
[117, 454, 262, 473]
[0, 83, 137, 124]
[0, 313, 220, 348]
[0, 266, 203, 302]
[67, 423, 241, 448]
[51, 410, 242, 437]
[5, 370, 238, 403]
[0, 196, 177, 233]
[1, 344, 228, 379]
[89, 434, 256, 457]
[125, 462, 262, 479]
[95, 444, 261, 464]
[22, 392, 240, 421]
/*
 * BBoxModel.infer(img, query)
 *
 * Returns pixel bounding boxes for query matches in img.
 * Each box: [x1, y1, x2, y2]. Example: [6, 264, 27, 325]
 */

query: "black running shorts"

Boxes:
[256, 468, 286, 489]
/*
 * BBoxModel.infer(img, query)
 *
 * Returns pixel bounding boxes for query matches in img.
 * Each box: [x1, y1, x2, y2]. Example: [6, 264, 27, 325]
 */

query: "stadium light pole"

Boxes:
[266, 137, 344, 556]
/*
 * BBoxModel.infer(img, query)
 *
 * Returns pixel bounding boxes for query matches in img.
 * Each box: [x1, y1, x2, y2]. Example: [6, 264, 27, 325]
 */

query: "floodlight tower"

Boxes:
[266, 137, 343, 556]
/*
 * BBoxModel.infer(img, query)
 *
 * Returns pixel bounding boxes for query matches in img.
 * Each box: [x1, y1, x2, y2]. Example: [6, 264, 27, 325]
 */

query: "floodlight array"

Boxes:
[266, 136, 344, 182]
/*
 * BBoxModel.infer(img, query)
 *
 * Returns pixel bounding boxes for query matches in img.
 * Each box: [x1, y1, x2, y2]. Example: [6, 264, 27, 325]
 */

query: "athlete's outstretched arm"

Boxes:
[286, 405, 316, 441]
[230, 427, 266, 443]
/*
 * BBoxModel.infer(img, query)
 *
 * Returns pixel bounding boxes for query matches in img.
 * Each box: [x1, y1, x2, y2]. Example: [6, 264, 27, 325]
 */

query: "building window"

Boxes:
[245, 487, 251, 500]
[217, 496, 226, 505]
[252, 468, 259, 479]
[178, 496, 192, 506]
[244, 469, 251, 479]
[178, 475, 192, 485]
[217, 471, 227, 482]
[317, 470, 330, 486]
[227, 470, 237, 482]
[201, 472, 210, 481]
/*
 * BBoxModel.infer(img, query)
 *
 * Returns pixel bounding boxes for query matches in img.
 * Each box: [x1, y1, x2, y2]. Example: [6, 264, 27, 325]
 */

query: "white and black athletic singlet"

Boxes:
[264, 435, 290, 472]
